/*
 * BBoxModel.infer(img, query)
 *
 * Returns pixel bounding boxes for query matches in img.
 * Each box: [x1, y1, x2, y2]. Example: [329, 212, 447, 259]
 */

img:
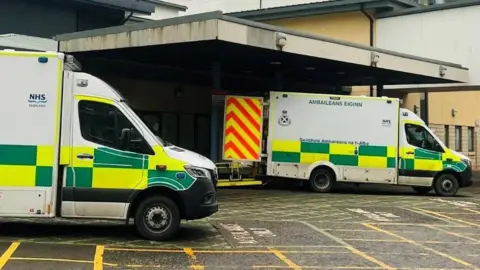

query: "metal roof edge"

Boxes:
[230, 4, 366, 21]
[220, 14, 466, 69]
[54, 11, 224, 41]
[376, 0, 480, 18]
[227, 0, 419, 21]
[145, 0, 188, 11]
[74, 0, 155, 14]
[128, 15, 154, 23]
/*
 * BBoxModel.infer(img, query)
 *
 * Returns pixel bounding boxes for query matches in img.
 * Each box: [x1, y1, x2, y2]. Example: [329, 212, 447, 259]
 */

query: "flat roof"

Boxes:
[377, 0, 480, 18]
[0, 34, 57, 52]
[227, 0, 420, 21]
[54, 11, 468, 88]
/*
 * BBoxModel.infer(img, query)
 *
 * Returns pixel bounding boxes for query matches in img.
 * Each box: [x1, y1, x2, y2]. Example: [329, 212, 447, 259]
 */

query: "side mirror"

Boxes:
[120, 128, 132, 150]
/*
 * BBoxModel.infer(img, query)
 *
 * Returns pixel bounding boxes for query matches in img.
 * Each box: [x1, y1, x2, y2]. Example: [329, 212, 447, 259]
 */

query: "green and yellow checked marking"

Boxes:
[271, 140, 467, 173]
[0, 144, 54, 187]
[399, 147, 467, 172]
[0, 144, 196, 191]
[66, 146, 195, 191]
[271, 140, 397, 168]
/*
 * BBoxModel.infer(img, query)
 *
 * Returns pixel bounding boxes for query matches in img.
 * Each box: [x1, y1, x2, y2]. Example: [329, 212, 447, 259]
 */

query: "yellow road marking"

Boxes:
[105, 247, 184, 252]
[281, 251, 349, 254]
[464, 208, 480, 215]
[0, 241, 20, 269]
[10, 257, 92, 264]
[424, 225, 480, 244]
[413, 208, 480, 227]
[184, 248, 204, 270]
[344, 246, 395, 270]
[363, 223, 475, 268]
[299, 221, 394, 270]
[342, 239, 407, 243]
[104, 248, 347, 254]
[268, 248, 301, 269]
[253, 266, 382, 269]
[94, 245, 105, 270]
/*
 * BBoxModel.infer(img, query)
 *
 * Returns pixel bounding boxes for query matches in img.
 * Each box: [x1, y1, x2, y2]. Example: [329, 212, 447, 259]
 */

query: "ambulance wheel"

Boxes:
[433, 174, 459, 197]
[134, 196, 181, 241]
[412, 186, 432, 195]
[309, 168, 334, 193]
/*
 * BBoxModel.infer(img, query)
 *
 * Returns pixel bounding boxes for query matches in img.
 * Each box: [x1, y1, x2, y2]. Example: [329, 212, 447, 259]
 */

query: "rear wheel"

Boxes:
[433, 174, 459, 197]
[309, 168, 334, 193]
[134, 196, 181, 241]
[412, 186, 432, 195]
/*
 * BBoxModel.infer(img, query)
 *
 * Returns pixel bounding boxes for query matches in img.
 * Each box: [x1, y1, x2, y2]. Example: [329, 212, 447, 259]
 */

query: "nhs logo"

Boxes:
[28, 93, 48, 108]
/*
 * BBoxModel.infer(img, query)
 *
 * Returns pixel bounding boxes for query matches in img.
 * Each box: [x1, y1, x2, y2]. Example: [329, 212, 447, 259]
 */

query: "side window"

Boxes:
[404, 124, 444, 152]
[78, 100, 154, 155]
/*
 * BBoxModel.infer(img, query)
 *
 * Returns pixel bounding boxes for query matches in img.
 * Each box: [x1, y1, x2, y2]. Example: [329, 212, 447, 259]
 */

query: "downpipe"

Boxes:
[361, 4, 375, 97]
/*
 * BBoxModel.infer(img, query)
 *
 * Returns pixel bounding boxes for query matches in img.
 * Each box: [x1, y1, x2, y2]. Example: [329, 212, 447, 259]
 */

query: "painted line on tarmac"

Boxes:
[424, 224, 480, 244]
[0, 241, 20, 269]
[363, 223, 476, 269]
[300, 221, 395, 270]
[343, 239, 478, 245]
[464, 208, 480, 215]
[106, 247, 185, 253]
[268, 248, 301, 269]
[252, 266, 383, 269]
[9, 257, 92, 264]
[105, 247, 347, 254]
[400, 207, 460, 225]
[413, 208, 480, 227]
[6, 255, 164, 269]
[94, 245, 105, 270]
[184, 248, 204, 270]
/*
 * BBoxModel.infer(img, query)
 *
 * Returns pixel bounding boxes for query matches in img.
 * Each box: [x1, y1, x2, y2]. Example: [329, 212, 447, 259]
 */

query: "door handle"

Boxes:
[77, 153, 94, 159]
[406, 151, 414, 155]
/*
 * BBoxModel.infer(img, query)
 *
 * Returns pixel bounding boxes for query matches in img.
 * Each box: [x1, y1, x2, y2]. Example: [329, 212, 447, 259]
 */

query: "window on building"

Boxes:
[444, 125, 449, 147]
[78, 100, 154, 155]
[404, 124, 444, 152]
[468, 127, 475, 152]
[455, 126, 462, 151]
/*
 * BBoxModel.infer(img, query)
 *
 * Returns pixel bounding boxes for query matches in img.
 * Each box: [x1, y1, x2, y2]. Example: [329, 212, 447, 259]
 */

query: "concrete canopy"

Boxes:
[55, 11, 468, 91]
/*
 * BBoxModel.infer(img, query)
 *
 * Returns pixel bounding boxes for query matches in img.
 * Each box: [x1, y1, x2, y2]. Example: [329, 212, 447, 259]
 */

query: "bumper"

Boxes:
[459, 165, 473, 188]
[179, 177, 218, 220]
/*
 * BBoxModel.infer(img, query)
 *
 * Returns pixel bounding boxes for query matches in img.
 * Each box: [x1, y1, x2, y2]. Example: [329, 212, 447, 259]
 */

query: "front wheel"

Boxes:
[134, 196, 181, 241]
[309, 168, 334, 193]
[433, 174, 459, 197]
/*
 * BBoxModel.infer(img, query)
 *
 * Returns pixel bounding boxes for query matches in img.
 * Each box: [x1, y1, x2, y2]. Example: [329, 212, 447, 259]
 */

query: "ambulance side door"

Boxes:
[65, 96, 153, 218]
[399, 122, 444, 186]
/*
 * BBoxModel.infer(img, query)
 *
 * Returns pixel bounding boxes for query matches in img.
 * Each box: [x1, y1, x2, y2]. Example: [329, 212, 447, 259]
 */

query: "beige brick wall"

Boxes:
[429, 124, 479, 169]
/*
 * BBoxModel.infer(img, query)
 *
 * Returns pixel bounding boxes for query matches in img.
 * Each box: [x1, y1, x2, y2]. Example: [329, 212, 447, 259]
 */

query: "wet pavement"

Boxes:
[0, 183, 479, 269]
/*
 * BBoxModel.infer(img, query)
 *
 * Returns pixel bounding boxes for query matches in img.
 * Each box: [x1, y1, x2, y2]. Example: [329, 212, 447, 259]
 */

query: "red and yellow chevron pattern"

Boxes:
[223, 95, 263, 161]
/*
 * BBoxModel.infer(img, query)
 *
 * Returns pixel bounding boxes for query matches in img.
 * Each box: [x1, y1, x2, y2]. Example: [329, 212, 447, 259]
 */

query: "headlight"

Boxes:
[184, 165, 210, 179]
[462, 159, 472, 167]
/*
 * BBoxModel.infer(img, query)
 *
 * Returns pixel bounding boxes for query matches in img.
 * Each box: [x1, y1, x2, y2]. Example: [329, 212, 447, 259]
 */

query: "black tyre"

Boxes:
[433, 174, 459, 197]
[134, 196, 181, 241]
[412, 186, 432, 195]
[309, 168, 334, 193]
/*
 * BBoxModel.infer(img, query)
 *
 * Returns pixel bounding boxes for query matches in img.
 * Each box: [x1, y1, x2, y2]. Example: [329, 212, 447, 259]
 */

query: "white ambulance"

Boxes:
[221, 91, 473, 196]
[0, 50, 218, 241]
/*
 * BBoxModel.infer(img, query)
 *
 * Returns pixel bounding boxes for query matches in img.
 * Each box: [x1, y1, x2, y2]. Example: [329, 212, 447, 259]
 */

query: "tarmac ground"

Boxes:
[0, 182, 479, 269]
